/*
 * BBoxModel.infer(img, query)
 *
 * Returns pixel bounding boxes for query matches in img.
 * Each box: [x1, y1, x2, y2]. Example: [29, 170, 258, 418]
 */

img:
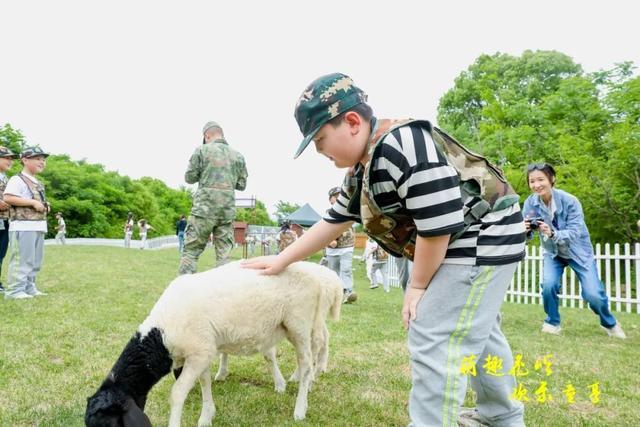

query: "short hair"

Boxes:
[327, 103, 374, 128]
[205, 126, 224, 139]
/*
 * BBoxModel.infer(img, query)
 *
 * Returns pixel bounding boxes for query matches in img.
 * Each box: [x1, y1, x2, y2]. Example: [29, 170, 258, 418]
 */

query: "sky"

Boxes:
[1, 0, 638, 219]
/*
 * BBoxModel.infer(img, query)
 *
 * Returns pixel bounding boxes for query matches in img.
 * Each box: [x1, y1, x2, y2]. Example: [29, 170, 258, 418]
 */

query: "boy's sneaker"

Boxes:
[541, 322, 561, 335]
[342, 291, 358, 304]
[602, 323, 626, 339]
[31, 290, 47, 297]
[369, 283, 379, 289]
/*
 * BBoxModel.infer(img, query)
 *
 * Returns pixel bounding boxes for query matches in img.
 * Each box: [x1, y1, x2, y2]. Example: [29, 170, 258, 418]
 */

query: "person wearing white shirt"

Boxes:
[55, 212, 66, 244]
[3, 146, 50, 299]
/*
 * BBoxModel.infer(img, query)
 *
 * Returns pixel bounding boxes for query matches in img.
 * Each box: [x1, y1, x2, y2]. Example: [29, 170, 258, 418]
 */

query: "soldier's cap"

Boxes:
[293, 72, 368, 159]
[21, 146, 50, 159]
[202, 121, 223, 143]
[0, 146, 19, 159]
[328, 186, 341, 198]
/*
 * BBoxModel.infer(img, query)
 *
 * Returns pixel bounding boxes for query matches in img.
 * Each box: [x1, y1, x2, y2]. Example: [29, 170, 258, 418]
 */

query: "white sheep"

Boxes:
[85, 260, 342, 427]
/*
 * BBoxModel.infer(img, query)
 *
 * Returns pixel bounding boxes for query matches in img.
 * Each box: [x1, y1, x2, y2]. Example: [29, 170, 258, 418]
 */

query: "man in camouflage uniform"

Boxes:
[179, 121, 248, 274]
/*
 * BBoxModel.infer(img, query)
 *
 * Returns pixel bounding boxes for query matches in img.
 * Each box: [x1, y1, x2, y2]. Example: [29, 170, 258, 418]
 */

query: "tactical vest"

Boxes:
[350, 119, 519, 261]
[278, 230, 296, 252]
[9, 174, 49, 221]
[335, 227, 355, 248]
[0, 176, 9, 220]
[373, 246, 388, 262]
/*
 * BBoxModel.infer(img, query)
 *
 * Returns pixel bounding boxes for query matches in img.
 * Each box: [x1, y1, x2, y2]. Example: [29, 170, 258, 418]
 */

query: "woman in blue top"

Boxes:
[522, 163, 626, 339]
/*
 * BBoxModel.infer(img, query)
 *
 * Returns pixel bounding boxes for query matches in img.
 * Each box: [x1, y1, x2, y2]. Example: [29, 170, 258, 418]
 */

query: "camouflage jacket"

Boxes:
[185, 138, 248, 219]
[9, 173, 49, 222]
[352, 119, 519, 261]
[335, 227, 355, 248]
[278, 229, 297, 252]
[0, 174, 9, 220]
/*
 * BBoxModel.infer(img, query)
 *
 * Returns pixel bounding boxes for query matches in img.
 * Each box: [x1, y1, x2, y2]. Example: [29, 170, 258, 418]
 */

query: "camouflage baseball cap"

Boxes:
[21, 146, 49, 159]
[0, 146, 19, 159]
[293, 73, 368, 159]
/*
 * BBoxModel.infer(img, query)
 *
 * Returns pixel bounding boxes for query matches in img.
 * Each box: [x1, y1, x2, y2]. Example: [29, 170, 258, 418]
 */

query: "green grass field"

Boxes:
[0, 245, 638, 426]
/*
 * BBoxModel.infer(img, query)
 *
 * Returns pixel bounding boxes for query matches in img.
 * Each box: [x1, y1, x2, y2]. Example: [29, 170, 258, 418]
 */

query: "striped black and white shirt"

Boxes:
[325, 121, 526, 266]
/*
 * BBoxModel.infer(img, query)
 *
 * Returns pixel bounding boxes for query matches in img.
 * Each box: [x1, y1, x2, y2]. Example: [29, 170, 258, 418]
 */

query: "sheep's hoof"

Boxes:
[293, 411, 306, 421]
[197, 420, 213, 427]
[214, 372, 228, 381]
[275, 382, 286, 393]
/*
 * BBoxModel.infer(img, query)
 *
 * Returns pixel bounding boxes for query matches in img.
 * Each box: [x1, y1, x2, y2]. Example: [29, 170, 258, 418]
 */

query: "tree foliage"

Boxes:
[235, 199, 276, 226]
[274, 200, 300, 223]
[437, 51, 639, 242]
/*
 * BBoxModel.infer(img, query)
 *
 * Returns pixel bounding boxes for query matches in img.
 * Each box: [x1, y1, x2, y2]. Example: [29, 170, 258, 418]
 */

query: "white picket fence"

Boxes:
[44, 235, 179, 250]
[387, 243, 640, 314]
[508, 243, 640, 314]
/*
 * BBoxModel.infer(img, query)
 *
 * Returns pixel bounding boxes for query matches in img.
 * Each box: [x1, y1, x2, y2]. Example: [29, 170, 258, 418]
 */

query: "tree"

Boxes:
[274, 200, 300, 223]
[437, 53, 639, 242]
[0, 123, 25, 153]
[235, 200, 275, 226]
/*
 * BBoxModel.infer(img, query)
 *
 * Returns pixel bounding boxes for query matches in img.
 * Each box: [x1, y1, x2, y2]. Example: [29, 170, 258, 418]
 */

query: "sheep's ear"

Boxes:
[122, 398, 152, 427]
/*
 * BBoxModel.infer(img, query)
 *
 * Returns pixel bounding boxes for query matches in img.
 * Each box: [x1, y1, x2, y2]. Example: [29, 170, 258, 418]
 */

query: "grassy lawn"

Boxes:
[0, 245, 638, 426]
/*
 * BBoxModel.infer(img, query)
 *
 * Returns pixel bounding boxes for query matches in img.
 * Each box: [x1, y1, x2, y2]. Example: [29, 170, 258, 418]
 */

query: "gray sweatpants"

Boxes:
[326, 250, 354, 292]
[408, 263, 524, 427]
[5, 231, 45, 299]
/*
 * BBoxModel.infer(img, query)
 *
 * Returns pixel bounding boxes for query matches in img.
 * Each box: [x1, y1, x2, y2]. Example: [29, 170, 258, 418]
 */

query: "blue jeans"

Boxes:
[541, 256, 617, 328]
[177, 231, 185, 254]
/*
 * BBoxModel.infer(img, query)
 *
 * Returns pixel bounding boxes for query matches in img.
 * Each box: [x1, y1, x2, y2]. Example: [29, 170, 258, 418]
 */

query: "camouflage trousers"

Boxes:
[178, 215, 234, 274]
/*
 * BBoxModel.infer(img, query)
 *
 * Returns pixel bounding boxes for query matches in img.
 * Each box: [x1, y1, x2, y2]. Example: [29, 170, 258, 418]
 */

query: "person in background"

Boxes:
[277, 220, 297, 253]
[179, 121, 248, 273]
[365, 238, 390, 292]
[523, 162, 626, 339]
[176, 214, 187, 254]
[3, 146, 50, 299]
[124, 212, 134, 248]
[55, 212, 66, 245]
[137, 219, 153, 250]
[0, 146, 19, 293]
[326, 186, 357, 304]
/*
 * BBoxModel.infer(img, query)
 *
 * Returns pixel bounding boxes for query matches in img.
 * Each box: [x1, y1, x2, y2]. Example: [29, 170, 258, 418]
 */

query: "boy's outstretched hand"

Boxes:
[402, 287, 426, 330]
[241, 256, 286, 275]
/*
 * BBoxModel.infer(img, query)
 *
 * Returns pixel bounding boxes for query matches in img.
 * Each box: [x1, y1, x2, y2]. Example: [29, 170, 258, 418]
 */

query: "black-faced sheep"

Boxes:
[85, 261, 342, 427]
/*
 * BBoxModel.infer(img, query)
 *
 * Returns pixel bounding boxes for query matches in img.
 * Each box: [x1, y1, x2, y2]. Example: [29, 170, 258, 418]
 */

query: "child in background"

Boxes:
[0, 146, 19, 293]
[3, 146, 50, 299]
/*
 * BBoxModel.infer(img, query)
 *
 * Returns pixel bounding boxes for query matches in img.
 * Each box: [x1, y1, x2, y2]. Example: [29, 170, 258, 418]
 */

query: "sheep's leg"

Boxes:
[289, 367, 300, 382]
[263, 347, 286, 393]
[168, 355, 211, 427]
[214, 353, 229, 381]
[197, 369, 216, 427]
[289, 333, 313, 421]
[314, 324, 329, 376]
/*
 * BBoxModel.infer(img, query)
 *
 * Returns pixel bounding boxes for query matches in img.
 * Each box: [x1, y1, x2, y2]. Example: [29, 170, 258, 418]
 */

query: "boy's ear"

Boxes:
[343, 111, 362, 130]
